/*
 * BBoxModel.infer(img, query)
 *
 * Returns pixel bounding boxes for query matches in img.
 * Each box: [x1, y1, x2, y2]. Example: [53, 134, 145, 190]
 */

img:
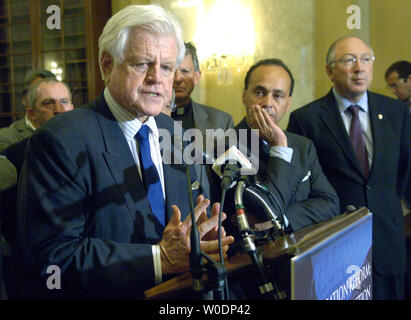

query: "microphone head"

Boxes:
[346, 205, 357, 213]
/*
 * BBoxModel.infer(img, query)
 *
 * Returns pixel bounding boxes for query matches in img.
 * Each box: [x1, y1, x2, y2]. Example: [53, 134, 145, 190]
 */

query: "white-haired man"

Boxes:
[17, 5, 234, 299]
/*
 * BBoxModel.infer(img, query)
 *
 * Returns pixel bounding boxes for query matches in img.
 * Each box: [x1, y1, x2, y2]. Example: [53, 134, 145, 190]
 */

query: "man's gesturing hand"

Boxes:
[159, 195, 235, 275]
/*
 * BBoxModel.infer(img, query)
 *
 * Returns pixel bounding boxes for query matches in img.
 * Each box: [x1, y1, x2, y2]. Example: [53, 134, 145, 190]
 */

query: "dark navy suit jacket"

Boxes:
[287, 89, 411, 276]
[225, 118, 340, 234]
[17, 95, 199, 299]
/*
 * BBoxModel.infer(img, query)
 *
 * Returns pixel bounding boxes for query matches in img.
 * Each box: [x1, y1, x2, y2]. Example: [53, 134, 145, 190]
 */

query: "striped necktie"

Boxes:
[348, 105, 369, 178]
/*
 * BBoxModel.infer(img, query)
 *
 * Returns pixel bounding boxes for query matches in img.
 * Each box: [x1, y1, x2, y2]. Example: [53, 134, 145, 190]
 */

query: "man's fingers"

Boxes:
[197, 212, 227, 238]
[200, 236, 235, 253]
[168, 205, 182, 227]
[181, 198, 210, 232]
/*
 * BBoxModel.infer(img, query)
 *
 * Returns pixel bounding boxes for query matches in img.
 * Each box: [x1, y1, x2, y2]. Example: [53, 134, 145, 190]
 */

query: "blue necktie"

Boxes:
[136, 125, 165, 226]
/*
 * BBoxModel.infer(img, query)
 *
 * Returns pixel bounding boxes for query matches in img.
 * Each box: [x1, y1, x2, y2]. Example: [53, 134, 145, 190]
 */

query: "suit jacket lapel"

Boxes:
[319, 90, 365, 179]
[367, 91, 384, 182]
[93, 96, 152, 240]
[155, 113, 191, 223]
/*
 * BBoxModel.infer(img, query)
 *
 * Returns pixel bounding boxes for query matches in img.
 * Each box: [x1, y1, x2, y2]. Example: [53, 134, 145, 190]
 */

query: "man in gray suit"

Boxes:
[0, 70, 56, 152]
[172, 42, 234, 203]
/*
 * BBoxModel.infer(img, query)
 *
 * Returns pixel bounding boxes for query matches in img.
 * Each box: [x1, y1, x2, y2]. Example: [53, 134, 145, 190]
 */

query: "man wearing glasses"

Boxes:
[385, 60, 411, 111]
[287, 36, 411, 299]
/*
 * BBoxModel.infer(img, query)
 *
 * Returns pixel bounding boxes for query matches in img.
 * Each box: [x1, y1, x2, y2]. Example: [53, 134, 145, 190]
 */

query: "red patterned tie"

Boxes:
[348, 105, 369, 178]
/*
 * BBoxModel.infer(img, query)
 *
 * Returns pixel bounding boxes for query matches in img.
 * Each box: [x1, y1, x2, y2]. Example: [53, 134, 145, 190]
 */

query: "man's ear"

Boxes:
[100, 52, 114, 82]
[241, 89, 248, 106]
[326, 64, 334, 82]
[26, 105, 39, 127]
[285, 96, 292, 113]
[193, 70, 201, 86]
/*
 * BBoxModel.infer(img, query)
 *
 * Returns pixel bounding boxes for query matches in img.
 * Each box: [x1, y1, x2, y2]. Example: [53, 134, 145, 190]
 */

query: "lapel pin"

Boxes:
[191, 181, 200, 190]
[378, 114, 383, 120]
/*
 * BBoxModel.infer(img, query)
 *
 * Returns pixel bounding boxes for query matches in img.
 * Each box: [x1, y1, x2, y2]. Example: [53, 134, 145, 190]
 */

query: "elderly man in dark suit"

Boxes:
[287, 36, 411, 300]
[17, 4, 234, 299]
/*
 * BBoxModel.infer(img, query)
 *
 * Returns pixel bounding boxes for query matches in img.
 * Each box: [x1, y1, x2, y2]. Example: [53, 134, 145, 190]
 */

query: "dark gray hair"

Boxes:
[385, 60, 411, 80]
[22, 69, 56, 97]
[184, 42, 200, 72]
[244, 58, 295, 96]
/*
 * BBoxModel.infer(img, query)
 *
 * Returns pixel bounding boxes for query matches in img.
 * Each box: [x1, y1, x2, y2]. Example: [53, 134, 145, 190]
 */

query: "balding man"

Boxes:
[287, 36, 411, 300]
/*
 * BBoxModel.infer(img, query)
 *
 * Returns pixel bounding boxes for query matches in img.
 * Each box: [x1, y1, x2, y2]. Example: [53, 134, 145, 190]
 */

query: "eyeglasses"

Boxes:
[330, 54, 375, 67]
[386, 78, 406, 90]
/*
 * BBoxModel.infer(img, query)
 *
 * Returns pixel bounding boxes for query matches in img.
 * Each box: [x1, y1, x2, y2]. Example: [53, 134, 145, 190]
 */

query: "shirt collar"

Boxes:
[25, 114, 36, 131]
[332, 87, 369, 114]
[104, 87, 159, 141]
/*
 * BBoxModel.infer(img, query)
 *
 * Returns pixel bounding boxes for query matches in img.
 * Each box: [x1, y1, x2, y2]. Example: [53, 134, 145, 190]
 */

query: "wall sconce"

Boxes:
[50, 61, 63, 81]
[195, 0, 255, 85]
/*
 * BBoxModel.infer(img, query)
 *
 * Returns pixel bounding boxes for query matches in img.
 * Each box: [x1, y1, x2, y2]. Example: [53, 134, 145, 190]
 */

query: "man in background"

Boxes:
[1, 78, 74, 299]
[0, 70, 56, 152]
[385, 60, 411, 110]
[287, 36, 411, 299]
[172, 42, 234, 203]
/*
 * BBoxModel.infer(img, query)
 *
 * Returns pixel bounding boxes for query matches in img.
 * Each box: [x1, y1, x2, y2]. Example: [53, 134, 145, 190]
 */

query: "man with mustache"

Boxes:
[222, 58, 340, 298]
[287, 36, 411, 299]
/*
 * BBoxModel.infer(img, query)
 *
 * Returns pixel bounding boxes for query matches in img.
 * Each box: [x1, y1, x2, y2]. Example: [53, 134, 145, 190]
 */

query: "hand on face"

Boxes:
[159, 195, 235, 275]
[247, 103, 288, 147]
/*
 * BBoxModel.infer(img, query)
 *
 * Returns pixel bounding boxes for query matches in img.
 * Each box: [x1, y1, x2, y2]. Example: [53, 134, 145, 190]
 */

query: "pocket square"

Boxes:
[301, 171, 311, 182]
[191, 180, 200, 190]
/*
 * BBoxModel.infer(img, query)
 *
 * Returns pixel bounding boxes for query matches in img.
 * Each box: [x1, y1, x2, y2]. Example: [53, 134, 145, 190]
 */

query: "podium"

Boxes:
[145, 207, 373, 300]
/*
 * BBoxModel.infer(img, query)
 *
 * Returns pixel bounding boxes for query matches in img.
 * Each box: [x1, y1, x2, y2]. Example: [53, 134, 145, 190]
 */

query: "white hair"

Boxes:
[98, 4, 185, 81]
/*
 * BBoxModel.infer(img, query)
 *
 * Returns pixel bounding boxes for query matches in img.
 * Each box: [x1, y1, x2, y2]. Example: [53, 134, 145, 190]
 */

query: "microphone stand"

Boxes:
[235, 177, 286, 300]
[186, 166, 227, 300]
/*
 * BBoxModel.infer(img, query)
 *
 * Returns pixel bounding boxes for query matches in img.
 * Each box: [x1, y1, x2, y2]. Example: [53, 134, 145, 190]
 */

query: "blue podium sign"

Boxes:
[291, 212, 372, 300]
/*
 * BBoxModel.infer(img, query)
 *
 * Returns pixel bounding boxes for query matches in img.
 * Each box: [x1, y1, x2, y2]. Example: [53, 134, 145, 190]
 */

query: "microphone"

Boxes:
[212, 145, 255, 191]
[346, 205, 357, 214]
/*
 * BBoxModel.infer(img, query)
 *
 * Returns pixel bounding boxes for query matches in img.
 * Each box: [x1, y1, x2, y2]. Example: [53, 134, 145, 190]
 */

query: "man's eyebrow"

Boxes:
[252, 85, 286, 95]
[252, 85, 267, 91]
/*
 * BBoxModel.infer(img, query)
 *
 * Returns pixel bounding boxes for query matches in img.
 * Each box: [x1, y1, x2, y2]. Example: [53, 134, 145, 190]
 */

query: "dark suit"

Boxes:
[1, 138, 28, 244]
[17, 95, 199, 299]
[228, 118, 340, 233]
[287, 89, 411, 298]
[1, 138, 35, 299]
[223, 118, 340, 299]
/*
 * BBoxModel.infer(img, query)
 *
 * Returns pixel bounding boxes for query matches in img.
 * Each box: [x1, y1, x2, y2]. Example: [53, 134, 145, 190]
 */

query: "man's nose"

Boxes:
[54, 102, 69, 113]
[260, 94, 275, 108]
[174, 69, 183, 82]
[146, 64, 162, 82]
